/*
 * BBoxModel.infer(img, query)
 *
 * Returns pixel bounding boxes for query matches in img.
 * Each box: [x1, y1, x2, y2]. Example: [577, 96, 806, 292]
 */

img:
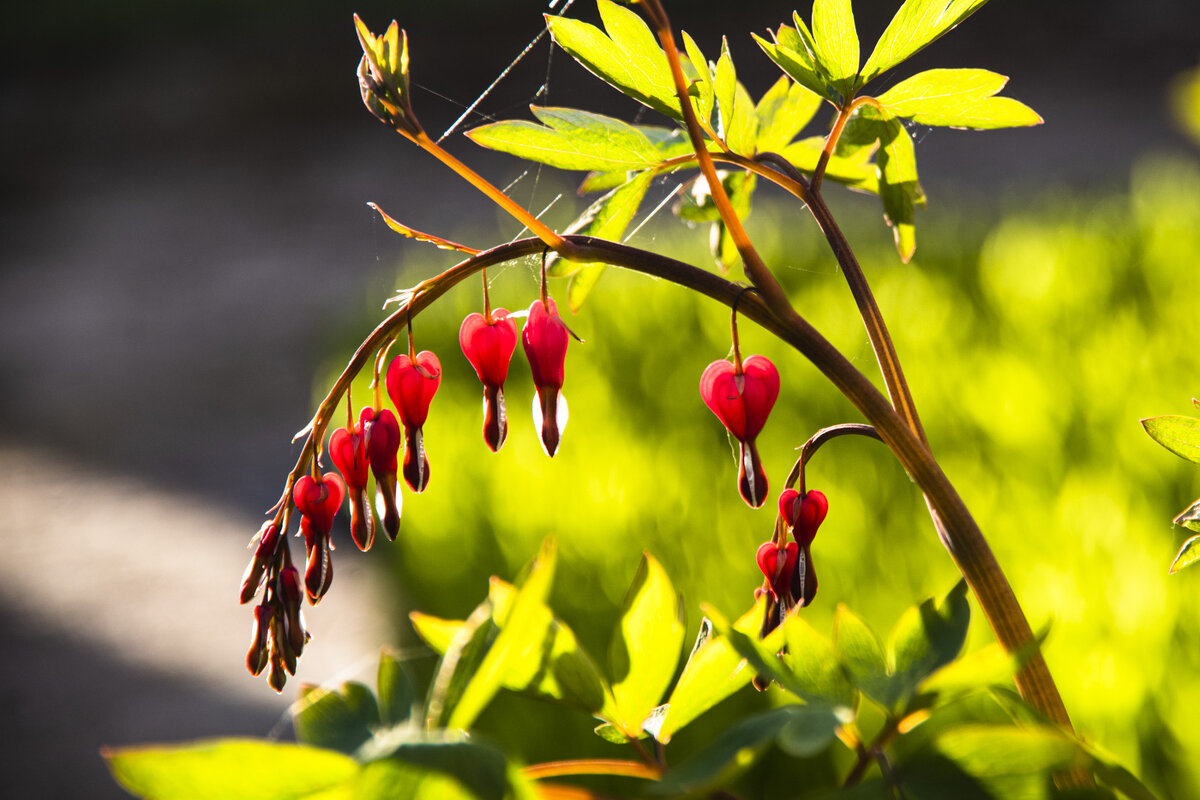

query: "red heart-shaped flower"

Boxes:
[329, 425, 370, 491]
[699, 355, 780, 441]
[361, 407, 401, 475]
[292, 472, 346, 536]
[460, 310, 518, 388]
[386, 350, 442, 428]
[522, 298, 569, 391]
[756, 540, 799, 599]
[779, 489, 828, 545]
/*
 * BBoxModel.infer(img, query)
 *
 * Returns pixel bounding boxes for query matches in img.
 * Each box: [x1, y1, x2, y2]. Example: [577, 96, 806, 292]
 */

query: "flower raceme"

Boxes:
[361, 406, 402, 540]
[292, 471, 346, 604]
[522, 298, 570, 457]
[386, 350, 441, 492]
[460, 309, 518, 452]
[700, 355, 780, 507]
[329, 421, 374, 551]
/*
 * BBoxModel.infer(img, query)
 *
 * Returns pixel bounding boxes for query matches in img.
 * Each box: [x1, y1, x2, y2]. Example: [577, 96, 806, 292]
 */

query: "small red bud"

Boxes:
[278, 566, 307, 656]
[756, 540, 799, 601]
[246, 602, 273, 676]
[361, 407, 402, 540]
[522, 298, 570, 456]
[779, 489, 828, 545]
[301, 517, 334, 604]
[330, 425, 375, 551]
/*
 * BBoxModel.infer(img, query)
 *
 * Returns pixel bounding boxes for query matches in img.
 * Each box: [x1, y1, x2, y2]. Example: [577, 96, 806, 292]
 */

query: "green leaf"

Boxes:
[832, 604, 890, 703]
[1142, 415, 1200, 464]
[682, 32, 715, 126]
[609, 553, 687, 738]
[378, 648, 415, 727]
[1170, 534, 1200, 574]
[886, 581, 970, 710]
[655, 599, 769, 743]
[712, 40, 760, 156]
[103, 739, 359, 800]
[776, 705, 841, 757]
[812, 0, 860, 95]
[711, 171, 756, 272]
[753, 30, 837, 104]
[877, 68, 1041, 129]
[487, 578, 616, 716]
[446, 539, 558, 730]
[359, 734, 511, 800]
[872, 112, 924, 262]
[466, 107, 661, 172]
[410, 612, 465, 655]
[919, 725, 1088, 799]
[781, 613, 856, 708]
[557, 170, 655, 310]
[425, 601, 498, 730]
[1174, 499, 1200, 534]
[860, 0, 991, 86]
[546, 0, 679, 119]
[294, 682, 380, 755]
[1090, 753, 1160, 800]
[779, 137, 879, 193]
[755, 77, 822, 154]
[651, 707, 795, 796]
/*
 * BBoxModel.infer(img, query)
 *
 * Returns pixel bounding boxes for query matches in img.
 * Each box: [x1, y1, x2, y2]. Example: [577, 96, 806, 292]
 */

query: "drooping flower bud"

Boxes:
[777, 488, 827, 608]
[522, 298, 570, 457]
[246, 601, 274, 676]
[386, 351, 441, 492]
[361, 406, 402, 540]
[699, 355, 780, 507]
[330, 423, 375, 551]
[240, 521, 281, 604]
[756, 540, 799, 602]
[293, 473, 344, 604]
[278, 566, 307, 657]
[460, 309, 518, 452]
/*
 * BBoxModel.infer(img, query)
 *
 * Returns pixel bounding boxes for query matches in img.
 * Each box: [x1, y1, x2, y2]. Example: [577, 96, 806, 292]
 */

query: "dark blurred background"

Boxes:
[2, 1, 1200, 797]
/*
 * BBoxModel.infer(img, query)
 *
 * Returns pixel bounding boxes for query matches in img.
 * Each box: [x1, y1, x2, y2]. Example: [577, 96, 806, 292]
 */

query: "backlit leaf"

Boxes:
[886, 580, 970, 709]
[609, 553, 686, 738]
[682, 31, 715, 126]
[812, 0, 860, 95]
[557, 170, 655, 310]
[446, 539, 558, 730]
[919, 725, 1088, 799]
[753, 30, 836, 103]
[546, 0, 679, 119]
[1170, 534, 1200, 574]
[377, 648, 415, 727]
[877, 68, 1041, 129]
[860, 0, 991, 86]
[466, 107, 661, 172]
[833, 604, 889, 702]
[294, 682, 379, 755]
[651, 708, 796, 796]
[1174, 500, 1200, 534]
[779, 137, 879, 193]
[357, 734, 512, 800]
[425, 601, 498, 730]
[654, 599, 767, 743]
[1142, 415, 1200, 464]
[104, 739, 359, 800]
[755, 77, 822, 154]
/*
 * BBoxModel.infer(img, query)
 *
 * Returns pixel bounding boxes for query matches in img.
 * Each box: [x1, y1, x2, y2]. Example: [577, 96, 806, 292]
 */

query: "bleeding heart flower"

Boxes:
[777, 488, 826, 608]
[522, 298, 570, 457]
[293, 472, 344, 604]
[278, 565, 307, 656]
[292, 472, 346, 536]
[778, 488, 828, 546]
[246, 601, 273, 676]
[460, 309, 519, 452]
[361, 407, 402, 540]
[330, 423, 375, 551]
[756, 540, 799, 601]
[387, 351, 442, 492]
[700, 355, 780, 507]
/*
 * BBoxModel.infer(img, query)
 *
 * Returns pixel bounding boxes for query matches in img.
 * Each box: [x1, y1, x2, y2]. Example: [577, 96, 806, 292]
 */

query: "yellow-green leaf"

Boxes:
[608, 553, 686, 737]
[877, 68, 1042, 129]
[860, 0, 991, 85]
[466, 107, 661, 172]
[812, 0, 860, 93]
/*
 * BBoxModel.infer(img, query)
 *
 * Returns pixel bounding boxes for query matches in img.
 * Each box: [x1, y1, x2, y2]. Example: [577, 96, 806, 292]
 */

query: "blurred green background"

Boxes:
[319, 145, 1200, 796]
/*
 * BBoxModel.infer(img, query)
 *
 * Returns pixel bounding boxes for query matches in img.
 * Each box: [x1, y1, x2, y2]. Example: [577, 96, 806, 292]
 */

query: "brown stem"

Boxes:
[785, 423, 883, 493]
[637, 0, 794, 320]
[811, 96, 882, 193]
